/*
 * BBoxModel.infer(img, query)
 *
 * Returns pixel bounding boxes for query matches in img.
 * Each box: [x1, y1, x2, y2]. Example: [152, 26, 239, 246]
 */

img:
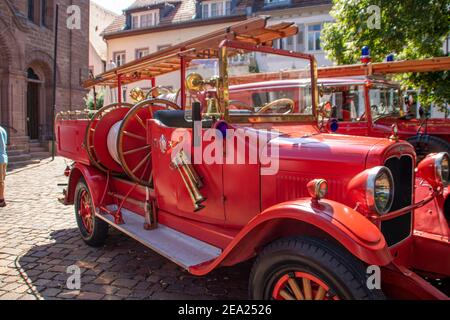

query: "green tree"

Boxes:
[84, 89, 105, 110]
[322, 0, 450, 108]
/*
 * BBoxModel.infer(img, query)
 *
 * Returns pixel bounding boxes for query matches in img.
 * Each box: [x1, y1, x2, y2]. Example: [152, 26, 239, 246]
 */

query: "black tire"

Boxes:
[74, 179, 109, 247]
[249, 237, 385, 300]
[407, 135, 450, 161]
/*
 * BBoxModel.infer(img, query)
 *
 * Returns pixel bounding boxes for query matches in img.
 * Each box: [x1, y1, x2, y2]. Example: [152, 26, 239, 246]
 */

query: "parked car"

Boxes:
[56, 18, 449, 299]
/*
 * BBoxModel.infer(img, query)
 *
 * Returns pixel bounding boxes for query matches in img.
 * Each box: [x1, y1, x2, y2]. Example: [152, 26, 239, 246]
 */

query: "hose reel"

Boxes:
[86, 99, 182, 187]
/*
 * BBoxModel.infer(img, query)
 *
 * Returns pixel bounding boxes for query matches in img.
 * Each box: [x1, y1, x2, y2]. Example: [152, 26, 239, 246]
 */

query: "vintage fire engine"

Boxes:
[227, 76, 449, 280]
[56, 18, 449, 299]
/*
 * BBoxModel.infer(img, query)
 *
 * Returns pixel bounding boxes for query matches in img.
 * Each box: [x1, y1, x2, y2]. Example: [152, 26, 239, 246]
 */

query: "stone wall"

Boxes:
[0, 0, 89, 150]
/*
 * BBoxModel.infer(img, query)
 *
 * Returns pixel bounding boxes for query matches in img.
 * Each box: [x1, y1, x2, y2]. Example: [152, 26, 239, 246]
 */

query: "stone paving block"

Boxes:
[78, 292, 105, 300]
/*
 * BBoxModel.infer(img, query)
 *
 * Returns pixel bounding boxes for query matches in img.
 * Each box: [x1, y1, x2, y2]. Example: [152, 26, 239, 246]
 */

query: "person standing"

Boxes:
[0, 125, 7, 207]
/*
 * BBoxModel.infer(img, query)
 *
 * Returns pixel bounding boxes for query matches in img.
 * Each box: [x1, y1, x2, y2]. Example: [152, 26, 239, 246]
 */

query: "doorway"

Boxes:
[27, 68, 41, 140]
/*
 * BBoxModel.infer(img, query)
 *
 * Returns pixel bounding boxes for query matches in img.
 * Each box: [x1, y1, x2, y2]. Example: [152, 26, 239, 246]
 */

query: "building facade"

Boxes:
[100, 0, 332, 104]
[0, 0, 89, 151]
[89, 1, 117, 76]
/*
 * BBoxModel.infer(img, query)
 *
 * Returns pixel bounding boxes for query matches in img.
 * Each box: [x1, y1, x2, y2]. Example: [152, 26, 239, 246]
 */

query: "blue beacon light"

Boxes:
[361, 46, 371, 64]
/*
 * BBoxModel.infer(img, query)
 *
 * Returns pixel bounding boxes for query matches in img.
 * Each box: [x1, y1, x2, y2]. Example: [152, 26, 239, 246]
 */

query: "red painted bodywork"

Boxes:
[228, 79, 450, 281]
[56, 42, 449, 299]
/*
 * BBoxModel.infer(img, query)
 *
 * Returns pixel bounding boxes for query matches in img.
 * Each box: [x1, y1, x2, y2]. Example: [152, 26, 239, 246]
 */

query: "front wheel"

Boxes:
[74, 179, 109, 247]
[407, 135, 450, 162]
[249, 237, 385, 300]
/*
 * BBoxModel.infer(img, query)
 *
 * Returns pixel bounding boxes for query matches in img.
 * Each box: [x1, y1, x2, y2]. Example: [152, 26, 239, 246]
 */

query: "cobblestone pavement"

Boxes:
[0, 158, 250, 300]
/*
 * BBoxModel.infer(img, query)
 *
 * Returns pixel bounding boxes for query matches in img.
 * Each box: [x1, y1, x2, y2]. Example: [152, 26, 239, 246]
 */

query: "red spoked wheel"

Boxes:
[272, 272, 339, 300]
[117, 98, 182, 187]
[74, 180, 108, 247]
[78, 189, 94, 235]
[85, 102, 133, 173]
[249, 237, 385, 300]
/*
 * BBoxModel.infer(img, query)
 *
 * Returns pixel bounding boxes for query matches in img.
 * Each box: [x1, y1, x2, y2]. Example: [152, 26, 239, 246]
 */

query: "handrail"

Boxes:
[55, 110, 95, 121]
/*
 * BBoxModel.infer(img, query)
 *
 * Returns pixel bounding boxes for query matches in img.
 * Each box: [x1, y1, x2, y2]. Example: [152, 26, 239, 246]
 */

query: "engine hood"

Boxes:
[255, 125, 415, 209]
[265, 131, 397, 174]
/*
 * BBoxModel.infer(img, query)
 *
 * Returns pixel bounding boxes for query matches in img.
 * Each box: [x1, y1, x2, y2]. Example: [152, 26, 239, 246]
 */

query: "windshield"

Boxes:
[369, 85, 401, 120]
[227, 50, 314, 120]
[319, 84, 366, 121]
[229, 81, 312, 116]
[183, 43, 315, 123]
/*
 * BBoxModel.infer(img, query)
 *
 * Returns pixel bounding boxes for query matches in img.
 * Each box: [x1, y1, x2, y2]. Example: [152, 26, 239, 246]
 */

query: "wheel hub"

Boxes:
[272, 272, 339, 300]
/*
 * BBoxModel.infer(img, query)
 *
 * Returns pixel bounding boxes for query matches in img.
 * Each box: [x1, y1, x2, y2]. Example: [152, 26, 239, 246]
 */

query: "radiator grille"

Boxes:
[382, 156, 413, 246]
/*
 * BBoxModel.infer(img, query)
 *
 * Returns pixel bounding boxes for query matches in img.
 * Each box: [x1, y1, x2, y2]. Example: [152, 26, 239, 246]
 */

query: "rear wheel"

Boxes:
[249, 237, 385, 300]
[407, 135, 450, 162]
[74, 179, 108, 247]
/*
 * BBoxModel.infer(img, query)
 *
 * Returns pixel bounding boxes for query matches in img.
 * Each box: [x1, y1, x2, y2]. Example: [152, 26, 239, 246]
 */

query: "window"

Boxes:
[264, 0, 290, 5]
[132, 16, 139, 29]
[136, 48, 149, 59]
[202, 1, 231, 18]
[113, 51, 126, 67]
[369, 86, 401, 120]
[28, 0, 34, 21]
[285, 35, 294, 51]
[41, 0, 47, 26]
[296, 24, 305, 52]
[28, 0, 53, 27]
[131, 10, 160, 29]
[307, 24, 322, 51]
[273, 25, 305, 53]
[272, 39, 283, 50]
[320, 85, 366, 121]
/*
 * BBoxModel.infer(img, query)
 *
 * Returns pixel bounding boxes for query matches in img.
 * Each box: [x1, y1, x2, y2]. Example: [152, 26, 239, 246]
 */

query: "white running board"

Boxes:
[97, 205, 222, 269]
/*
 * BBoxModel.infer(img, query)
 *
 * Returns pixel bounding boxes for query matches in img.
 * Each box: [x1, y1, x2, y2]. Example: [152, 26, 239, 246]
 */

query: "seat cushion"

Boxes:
[153, 110, 213, 128]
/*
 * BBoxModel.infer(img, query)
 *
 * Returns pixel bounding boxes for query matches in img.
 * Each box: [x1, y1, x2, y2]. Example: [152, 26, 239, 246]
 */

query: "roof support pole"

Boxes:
[180, 53, 186, 108]
[117, 74, 123, 104]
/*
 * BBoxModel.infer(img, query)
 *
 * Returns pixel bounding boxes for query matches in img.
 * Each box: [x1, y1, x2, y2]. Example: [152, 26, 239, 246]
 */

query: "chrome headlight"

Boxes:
[436, 152, 449, 184]
[367, 166, 394, 215]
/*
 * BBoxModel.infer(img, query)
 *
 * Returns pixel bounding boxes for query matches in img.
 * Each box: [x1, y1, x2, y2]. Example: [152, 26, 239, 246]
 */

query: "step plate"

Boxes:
[97, 206, 222, 269]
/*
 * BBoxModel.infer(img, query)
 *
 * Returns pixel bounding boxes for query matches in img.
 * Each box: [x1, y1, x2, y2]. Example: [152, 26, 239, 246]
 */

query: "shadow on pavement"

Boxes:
[16, 228, 250, 300]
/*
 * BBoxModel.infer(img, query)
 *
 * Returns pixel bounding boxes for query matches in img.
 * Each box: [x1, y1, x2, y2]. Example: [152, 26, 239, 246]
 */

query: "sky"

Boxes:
[91, 0, 135, 14]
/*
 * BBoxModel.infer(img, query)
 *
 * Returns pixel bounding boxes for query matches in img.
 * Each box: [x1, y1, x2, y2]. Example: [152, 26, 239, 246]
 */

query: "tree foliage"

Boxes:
[322, 0, 450, 107]
[84, 89, 105, 110]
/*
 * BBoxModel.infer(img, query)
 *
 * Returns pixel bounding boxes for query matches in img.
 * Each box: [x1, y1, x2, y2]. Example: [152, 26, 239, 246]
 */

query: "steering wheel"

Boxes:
[229, 100, 255, 111]
[358, 112, 367, 121]
[257, 98, 295, 114]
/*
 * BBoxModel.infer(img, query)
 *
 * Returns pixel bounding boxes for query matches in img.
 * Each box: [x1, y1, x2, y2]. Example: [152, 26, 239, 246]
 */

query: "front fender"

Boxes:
[65, 163, 108, 207]
[189, 198, 391, 276]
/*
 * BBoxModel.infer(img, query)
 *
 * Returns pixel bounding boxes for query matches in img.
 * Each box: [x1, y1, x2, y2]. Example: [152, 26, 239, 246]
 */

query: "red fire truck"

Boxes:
[56, 18, 449, 299]
[228, 77, 449, 280]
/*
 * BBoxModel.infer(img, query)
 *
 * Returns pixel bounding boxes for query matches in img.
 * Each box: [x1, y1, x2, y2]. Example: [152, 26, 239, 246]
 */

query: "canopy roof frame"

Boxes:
[84, 16, 299, 89]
